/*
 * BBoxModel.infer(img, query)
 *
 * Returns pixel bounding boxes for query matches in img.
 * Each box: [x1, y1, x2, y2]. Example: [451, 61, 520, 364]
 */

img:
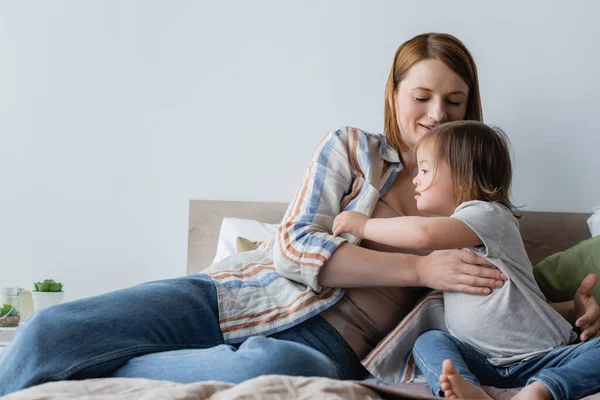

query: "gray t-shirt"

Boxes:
[445, 200, 575, 366]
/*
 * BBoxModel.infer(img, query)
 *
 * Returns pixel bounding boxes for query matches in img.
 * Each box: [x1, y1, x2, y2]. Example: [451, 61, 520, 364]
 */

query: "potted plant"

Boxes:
[0, 303, 20, 327]
[31, 279, 65, 311]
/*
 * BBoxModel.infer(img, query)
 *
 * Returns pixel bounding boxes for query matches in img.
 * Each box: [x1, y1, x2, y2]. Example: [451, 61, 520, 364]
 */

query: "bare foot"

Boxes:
[510, 381, 552, 400]
[439, 359, 492, 399]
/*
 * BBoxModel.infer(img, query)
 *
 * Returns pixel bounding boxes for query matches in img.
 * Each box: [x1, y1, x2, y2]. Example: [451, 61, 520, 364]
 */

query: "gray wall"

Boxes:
[1, 0, 598, 300]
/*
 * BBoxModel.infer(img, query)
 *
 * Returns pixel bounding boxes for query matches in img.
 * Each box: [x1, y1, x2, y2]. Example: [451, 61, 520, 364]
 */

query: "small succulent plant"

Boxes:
[0, 304, 19, 317]
[34, 279, 64, 292]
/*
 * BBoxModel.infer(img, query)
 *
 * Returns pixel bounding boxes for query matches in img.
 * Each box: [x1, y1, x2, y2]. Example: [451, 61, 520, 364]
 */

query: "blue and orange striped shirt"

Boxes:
[204, 127, 445, 383]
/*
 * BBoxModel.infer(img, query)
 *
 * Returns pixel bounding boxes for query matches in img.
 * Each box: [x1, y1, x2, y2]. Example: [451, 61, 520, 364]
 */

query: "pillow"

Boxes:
[588, 206, 600, 237]
[212, 218, 278, 264]
[533, 235, 600, 303]
[236, 237, 264, 253]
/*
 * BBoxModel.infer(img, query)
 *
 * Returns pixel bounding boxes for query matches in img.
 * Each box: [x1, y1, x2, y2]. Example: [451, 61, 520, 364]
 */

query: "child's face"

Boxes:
[412, 143, 456, 216]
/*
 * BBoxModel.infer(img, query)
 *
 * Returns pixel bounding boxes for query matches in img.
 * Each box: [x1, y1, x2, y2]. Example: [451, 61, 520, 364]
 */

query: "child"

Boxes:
[332, 120, 600, 400]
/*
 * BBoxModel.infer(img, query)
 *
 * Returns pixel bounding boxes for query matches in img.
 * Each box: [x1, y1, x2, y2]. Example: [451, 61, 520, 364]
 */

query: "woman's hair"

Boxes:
[416, 120, 520, 216]
[384, 33, 483, 152]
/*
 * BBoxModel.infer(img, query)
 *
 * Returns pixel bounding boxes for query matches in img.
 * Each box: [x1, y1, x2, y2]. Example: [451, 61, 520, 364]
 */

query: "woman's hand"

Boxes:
[332, 211, 369, 238]
[574, 274, 600, 342]
[416, 249, 507, 295]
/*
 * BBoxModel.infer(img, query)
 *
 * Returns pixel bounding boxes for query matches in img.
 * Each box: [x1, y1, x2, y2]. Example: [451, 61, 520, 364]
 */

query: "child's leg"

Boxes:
[510, 337, 600, 400]
[412, 330, 499, 398]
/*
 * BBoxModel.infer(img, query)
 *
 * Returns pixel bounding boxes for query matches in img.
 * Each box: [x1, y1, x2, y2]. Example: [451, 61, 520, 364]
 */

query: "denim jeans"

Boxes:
[0, 275, 366, 396]
[412, 329, 600, 400]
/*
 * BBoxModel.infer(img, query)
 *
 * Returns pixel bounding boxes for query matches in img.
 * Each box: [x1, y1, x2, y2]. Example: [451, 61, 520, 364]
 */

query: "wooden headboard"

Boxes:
[186, 200, 591, 274]
[187, 200, 288, 274]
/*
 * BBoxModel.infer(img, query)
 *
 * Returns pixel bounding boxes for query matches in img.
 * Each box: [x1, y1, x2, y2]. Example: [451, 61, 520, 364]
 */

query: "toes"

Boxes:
[442, 359, 458, 376]
[444, 389, 457, 399]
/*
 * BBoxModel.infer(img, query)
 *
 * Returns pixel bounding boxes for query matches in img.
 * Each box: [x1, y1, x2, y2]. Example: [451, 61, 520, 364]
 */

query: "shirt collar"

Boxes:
[379, 136, 401, 165]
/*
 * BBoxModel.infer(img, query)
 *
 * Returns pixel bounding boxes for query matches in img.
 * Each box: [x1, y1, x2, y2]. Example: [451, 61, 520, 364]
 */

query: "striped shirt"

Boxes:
[204, 126, 446, 383]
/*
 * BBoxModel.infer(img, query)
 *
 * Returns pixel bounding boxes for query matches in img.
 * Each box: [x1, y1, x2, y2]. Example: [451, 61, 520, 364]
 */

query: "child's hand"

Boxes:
[332, 211, 369, 238]
[574, 274, 600, 342]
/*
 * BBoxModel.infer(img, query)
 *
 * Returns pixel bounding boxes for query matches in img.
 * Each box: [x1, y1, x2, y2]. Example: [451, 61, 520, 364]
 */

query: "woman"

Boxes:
[0, 33, 597, 395]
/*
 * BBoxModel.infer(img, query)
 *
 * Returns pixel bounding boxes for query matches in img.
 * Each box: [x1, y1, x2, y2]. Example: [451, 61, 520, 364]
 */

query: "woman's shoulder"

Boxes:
[322, 126, 398, 162]
[328, 126, 384, 142]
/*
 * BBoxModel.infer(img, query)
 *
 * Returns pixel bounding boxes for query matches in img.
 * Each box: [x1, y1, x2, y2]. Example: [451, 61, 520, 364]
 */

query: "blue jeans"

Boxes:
[0, 275, 366, 396]
[412, 330, 600, 400]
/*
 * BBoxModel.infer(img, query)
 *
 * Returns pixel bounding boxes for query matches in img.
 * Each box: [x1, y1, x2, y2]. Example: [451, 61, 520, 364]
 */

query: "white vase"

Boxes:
[31, 292, 65, 312]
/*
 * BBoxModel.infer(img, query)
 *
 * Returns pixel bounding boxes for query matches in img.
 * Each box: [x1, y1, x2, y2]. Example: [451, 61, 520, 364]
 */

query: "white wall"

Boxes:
[1, 0, 599, 301]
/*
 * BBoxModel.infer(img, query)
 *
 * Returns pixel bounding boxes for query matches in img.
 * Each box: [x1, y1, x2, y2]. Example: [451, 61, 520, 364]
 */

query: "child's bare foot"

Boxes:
[510, 381, 552, 400]
[439, 359, 492, 399]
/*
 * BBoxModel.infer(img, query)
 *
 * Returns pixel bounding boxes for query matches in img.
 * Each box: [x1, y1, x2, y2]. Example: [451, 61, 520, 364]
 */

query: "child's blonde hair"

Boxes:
[415, 120, 520, 217]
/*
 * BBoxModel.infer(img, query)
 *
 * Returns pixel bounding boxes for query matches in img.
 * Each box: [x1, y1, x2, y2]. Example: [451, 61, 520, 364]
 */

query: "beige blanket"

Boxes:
[3, 376, 382, 400]
[3, 376, 600, 400]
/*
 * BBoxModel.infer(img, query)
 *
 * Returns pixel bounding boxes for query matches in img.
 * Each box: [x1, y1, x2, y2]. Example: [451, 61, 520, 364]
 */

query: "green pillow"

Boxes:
[533, 235, 600, 303]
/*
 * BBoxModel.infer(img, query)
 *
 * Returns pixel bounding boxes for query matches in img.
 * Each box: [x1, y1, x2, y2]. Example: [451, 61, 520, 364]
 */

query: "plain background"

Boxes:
[1, 1, 599, 301]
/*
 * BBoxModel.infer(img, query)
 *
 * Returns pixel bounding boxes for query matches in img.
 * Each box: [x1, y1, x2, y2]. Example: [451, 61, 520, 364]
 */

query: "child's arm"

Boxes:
[332, 211, 482, 250]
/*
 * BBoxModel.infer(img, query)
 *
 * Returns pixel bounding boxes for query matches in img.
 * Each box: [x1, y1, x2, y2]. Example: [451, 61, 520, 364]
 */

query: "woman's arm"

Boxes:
[317, 242, 418, 287]
[318, 242, 505, 294]
[271, 129, 355, 292]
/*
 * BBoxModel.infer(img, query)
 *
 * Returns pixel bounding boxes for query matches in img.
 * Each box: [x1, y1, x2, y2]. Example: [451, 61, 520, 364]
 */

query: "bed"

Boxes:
[3, 200, 597, 400]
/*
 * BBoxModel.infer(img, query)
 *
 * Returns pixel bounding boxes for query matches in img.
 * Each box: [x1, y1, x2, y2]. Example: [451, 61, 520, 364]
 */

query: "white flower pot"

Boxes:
[31, 292, 64, 312]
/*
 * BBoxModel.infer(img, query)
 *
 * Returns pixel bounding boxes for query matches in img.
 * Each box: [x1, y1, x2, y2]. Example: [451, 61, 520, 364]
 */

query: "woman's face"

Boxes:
[395, 59, 470, 150]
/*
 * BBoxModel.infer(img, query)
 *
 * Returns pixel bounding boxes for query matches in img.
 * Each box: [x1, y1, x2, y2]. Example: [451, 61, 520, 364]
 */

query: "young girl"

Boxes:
[332, 120, 600, 400]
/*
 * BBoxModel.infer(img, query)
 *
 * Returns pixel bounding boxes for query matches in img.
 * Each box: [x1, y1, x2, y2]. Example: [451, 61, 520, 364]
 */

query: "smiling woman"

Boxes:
[384, 35, 482, 167]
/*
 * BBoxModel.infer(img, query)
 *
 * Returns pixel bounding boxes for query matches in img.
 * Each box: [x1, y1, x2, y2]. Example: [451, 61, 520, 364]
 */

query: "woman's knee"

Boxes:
[239, 337, 341, 379]
[9, 305, 71, 359]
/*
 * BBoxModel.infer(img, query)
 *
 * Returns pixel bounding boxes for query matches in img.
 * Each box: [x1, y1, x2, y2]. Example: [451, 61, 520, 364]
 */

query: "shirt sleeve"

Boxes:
[272, 128, 364, 293]
[451, 200, 511, 258]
